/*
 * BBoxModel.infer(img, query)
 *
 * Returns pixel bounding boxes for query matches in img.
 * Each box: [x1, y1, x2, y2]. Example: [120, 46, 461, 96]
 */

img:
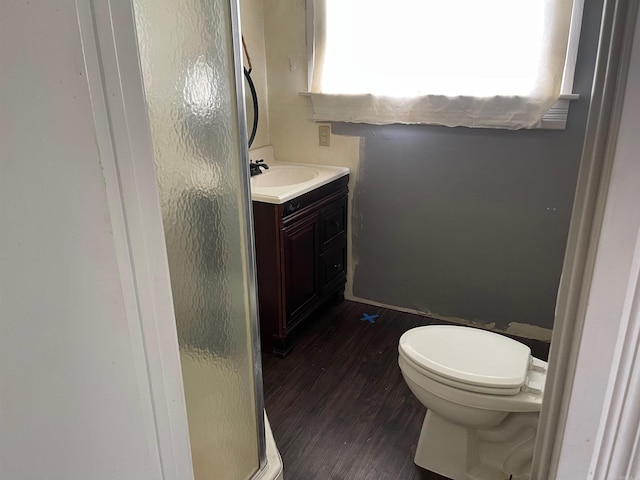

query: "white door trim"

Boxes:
[588, 6, 640, 476]
[591, 232, 640, 478]
[532, 0, 640, 478]
[75, 2, 194, 479]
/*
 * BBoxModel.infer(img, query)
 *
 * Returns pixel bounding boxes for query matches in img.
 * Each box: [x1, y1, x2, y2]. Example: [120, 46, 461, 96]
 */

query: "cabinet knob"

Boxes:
[287, 203, 300, 213]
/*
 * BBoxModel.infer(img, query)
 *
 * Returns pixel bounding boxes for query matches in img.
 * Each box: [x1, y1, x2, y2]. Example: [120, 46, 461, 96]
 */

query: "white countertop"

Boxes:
[249, 146, 349, 204]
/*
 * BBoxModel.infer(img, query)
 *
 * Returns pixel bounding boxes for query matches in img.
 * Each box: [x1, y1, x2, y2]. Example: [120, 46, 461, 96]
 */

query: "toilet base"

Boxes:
[415, 409, 537, 480]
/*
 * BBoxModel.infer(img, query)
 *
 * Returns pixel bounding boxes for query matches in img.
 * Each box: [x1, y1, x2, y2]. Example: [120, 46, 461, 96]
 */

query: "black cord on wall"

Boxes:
[244, 66, 259, 148]
[242, 36, 259, 148]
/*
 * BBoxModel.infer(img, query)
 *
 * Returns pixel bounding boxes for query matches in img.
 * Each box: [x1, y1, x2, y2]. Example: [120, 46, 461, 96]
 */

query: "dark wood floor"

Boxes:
[262, 301, 550, 480]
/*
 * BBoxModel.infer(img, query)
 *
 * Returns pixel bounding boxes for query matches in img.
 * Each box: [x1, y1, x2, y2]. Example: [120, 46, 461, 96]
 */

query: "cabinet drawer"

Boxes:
[320, 245, 346, 292]
[280, 176, 349, 221]
[320, 196, 347, 249]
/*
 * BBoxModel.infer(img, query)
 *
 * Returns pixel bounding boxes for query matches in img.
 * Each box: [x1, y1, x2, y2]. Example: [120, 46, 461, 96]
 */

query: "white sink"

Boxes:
[251, 165, 319, 189]
[249, 147, 349, 204]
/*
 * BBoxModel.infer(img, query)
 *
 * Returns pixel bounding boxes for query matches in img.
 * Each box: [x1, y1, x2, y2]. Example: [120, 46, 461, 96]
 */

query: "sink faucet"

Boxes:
[250, 159, 269, 176]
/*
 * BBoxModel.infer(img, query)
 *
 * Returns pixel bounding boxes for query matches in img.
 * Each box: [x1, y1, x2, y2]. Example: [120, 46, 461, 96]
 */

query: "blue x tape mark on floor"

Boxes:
[359, 313, 379, 324]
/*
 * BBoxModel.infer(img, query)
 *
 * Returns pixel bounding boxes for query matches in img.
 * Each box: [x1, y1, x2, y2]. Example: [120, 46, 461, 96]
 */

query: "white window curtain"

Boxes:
[309, 0, 574, 129]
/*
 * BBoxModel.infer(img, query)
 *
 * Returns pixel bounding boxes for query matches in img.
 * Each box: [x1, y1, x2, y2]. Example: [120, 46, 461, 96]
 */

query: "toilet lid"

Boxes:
[399, 325, 532, 390]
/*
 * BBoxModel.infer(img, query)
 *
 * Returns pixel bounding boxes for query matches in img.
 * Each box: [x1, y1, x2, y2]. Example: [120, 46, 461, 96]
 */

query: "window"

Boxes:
[305, 0, 583, 130]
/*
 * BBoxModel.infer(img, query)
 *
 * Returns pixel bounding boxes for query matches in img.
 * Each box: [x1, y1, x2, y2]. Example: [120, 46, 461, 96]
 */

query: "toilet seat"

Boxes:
[399, 353, 543, 413]
[399, 325, 540, 395]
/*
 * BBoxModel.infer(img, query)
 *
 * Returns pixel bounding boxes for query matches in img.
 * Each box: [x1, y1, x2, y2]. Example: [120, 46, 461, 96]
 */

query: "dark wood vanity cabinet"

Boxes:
[252, 176, 348, 357]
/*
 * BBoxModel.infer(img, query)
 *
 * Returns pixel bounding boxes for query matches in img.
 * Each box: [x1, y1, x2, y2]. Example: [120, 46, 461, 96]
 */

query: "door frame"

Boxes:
[75, 1, 195, 478]
[532, 1, 640, 478]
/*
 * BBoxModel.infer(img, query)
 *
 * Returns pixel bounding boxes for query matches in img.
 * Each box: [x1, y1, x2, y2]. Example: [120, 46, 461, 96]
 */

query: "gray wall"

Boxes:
[336, 0, 603, 332]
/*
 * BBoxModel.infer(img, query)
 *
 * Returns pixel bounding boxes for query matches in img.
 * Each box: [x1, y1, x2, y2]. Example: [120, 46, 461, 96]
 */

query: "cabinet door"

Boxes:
[282, 213, 320, 327]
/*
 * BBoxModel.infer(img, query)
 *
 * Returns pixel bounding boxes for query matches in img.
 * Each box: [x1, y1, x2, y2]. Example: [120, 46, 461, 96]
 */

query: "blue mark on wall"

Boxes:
[360, 313, 379, 324]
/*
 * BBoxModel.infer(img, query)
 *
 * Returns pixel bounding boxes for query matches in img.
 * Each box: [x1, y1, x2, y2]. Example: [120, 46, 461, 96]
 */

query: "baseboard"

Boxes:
[345, 295, 552, 342]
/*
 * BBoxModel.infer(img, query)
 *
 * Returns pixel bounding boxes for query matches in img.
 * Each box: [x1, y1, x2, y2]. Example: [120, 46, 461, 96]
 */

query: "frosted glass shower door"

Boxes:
[132, 1, 263, 479]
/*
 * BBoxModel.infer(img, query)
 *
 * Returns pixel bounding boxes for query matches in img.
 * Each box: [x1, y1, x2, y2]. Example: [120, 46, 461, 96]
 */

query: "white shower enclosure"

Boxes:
[133, 0, 274, 480]
[131, 0, 267, 478]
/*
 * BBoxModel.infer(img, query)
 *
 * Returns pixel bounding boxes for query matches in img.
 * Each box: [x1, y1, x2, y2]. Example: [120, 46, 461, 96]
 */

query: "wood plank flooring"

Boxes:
[262, 300, 550, 480]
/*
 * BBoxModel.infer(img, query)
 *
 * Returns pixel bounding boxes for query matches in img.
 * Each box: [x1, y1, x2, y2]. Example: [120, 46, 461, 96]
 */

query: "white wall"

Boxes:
[262, 0, 359, 169]
[239, 0, 271, 148]
[261, 2, 360, 162]
[0, 2, 190, 479]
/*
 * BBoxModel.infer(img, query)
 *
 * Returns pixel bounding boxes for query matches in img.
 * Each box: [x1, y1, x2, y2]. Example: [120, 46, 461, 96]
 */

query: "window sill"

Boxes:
[299, 92, 580, 130]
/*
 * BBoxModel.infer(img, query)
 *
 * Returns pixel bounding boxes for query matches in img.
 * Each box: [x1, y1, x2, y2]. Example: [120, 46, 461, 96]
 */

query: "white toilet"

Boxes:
[398, 325, 547, 480]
